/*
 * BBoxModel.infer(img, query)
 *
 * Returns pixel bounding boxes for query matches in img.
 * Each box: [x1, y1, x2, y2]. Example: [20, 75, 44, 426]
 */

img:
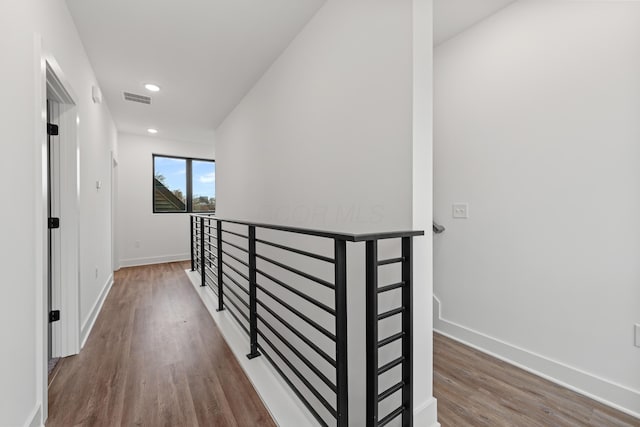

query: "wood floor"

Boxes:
[434, 332, 640, 427]
[47, 261, 275, 427]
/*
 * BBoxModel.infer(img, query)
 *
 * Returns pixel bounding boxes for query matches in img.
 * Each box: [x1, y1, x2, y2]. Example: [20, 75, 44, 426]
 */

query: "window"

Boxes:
[153, 155, 215, 213]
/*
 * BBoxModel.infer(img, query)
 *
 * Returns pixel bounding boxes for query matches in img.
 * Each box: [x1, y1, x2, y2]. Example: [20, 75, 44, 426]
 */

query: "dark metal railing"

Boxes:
[190, 215, 423, 426]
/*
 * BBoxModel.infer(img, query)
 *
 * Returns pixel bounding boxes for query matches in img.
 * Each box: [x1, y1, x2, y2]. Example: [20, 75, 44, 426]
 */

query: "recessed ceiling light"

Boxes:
[144, 83, 160, 92]
[147, 128, 158, 134]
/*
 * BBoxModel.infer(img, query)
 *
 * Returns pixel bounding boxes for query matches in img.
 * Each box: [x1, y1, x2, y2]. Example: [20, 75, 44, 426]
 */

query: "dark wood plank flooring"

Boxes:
[47, 261, 275, 427]
[434, 332, 640, 427]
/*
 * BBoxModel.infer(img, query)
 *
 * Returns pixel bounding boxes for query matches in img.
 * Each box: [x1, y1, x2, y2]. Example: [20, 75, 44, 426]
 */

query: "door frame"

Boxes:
[35, 35, 81, 422]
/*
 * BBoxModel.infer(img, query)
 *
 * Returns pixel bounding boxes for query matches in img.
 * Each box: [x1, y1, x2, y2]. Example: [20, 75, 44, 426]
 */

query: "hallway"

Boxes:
[47, 262, 274, 426]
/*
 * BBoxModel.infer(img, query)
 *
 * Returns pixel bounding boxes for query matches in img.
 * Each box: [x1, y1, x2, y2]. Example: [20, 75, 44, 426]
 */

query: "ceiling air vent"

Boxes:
[123, 92, 151, 105]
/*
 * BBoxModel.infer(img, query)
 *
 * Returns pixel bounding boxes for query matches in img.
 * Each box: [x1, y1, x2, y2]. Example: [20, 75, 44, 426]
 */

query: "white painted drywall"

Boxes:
[434, 0, 640, 416]
[0, 0, 117, 425]
[412, 0, 437, 424]
[117, 132, 215, 268]
[215, 0, 436, 424]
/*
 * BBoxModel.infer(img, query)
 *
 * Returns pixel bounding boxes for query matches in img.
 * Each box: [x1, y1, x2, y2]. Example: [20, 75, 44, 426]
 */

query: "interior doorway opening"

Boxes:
[42, 60, 82, 420]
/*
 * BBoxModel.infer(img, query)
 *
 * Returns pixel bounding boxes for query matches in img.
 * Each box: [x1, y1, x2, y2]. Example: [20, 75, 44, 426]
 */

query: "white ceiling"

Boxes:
[434, 0, 517, 46]
[65, 0, 326, 144]
[66, 0, 514, 143]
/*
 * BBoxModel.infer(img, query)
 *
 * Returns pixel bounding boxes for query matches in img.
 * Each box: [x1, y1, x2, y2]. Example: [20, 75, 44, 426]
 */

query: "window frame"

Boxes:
[152, 154, 216, 214]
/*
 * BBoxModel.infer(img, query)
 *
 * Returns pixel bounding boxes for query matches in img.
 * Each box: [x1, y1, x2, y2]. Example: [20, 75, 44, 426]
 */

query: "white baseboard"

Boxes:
[119, 254, 189, 268]
[80, 274, 114, 348]
[433, 296, 640, 420]
[414, 397, 440, 427]
[186, 270, 318, 427]
[23, 404, 42, 427]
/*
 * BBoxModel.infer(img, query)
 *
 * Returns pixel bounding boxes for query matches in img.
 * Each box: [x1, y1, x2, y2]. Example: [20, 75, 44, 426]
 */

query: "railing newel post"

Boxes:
[247, 225, 260, 359]
[190, 215, 195, 271]
[334, 239, 349, 427]
[216, 219, 224, 311]
[365, 239, 379, 426]
[401, 236, 414, 427]
[207, 217, 212, 270]
[200, 216, 206, 287]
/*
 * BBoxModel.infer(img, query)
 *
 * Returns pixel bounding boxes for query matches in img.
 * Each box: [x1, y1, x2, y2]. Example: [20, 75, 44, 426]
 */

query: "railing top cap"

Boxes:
[191, 215, 424, 241]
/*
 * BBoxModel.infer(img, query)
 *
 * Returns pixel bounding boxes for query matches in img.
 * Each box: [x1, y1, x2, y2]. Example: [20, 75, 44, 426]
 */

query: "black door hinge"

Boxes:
[48, 217, 60, 229]
[47, 123, 59, 136]
[49, 310, 60, 323]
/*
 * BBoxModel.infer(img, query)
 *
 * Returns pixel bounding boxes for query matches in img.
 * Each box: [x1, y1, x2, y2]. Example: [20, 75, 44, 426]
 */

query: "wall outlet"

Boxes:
[452, 203, 469, 219]
[635, 324, 640, 348]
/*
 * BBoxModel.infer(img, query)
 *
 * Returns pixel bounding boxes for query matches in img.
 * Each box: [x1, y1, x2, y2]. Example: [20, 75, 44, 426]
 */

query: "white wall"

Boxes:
[434, 0, 640, 417]
[215, 0, 436, 425]
[0, 0, 117, 425]
[117, 132, 215, 268]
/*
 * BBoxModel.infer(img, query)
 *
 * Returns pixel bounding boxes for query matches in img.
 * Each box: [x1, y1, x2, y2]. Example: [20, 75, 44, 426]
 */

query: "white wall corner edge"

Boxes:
[23, 404, 43, 427]
[414, 396, 440, 427]
[119, 254, 190, 268]
[80, 274, 114, 348]
[432, 296, 640, 420]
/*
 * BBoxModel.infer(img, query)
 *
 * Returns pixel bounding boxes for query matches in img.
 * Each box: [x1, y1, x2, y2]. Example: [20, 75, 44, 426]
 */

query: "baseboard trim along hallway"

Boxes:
[433, 296, 640, 420]
[80, 274, 114, 348]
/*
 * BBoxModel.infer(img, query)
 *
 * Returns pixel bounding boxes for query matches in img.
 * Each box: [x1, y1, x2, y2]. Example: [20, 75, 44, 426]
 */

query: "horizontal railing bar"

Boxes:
[222, 271, 249, 295]
[223, 293, 250, 323]
[257, 331, 337, 418]
[192, 215, 425, 242]
[222, 281, 249, 309]
[256, 344, 329, 427]
[378, 356, 405, 376]
[221, 228, 249, 240]
[225, 303, 250, 336]
[256, 269, 335, 315]
[378, 406, 404, 427]
[377, 282, 405, 294]
[221, 249, 249, 268]
[203, 247, 217, 258]
[220, 259, 250, 283]
[378, 332, 405, 349]
[255, 297, 336, 367]
[255, 283, 336, 341]
[256, 314, 337, 393]
[203, 231, 217, 239]
[220, 238, 249, 254]
[377, 307, 404, 321]
[378, 381, 404, 403]
[377, 257, 404, 266]
[255, 238, 335, 264]
[203, 270, 216, 284]
[204, 265, 218, 279]
[352, 231, 424, 242]
[256, 254, 335, 290]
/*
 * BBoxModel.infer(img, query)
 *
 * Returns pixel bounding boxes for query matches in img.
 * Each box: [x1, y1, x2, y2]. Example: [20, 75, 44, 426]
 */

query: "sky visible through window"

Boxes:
[155, 157, 186, 198]
[154, 157, 215, 200]
[192, 160, 215, 200]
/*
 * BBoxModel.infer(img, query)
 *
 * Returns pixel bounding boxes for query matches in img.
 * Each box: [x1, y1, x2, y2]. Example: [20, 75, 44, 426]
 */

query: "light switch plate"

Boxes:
[452, 203, 469, 219]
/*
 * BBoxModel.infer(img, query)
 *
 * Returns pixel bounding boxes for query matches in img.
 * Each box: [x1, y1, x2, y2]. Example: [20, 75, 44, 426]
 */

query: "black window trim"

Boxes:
[152, 153, 216, 214]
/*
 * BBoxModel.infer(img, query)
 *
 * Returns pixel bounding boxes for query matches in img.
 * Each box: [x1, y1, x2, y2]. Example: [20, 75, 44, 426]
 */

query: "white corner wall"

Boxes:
[116, 132, 215, 268]
[0, 0, 117, 425]
[434, 1, 640, 417]
[215, 0, 436, 425]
